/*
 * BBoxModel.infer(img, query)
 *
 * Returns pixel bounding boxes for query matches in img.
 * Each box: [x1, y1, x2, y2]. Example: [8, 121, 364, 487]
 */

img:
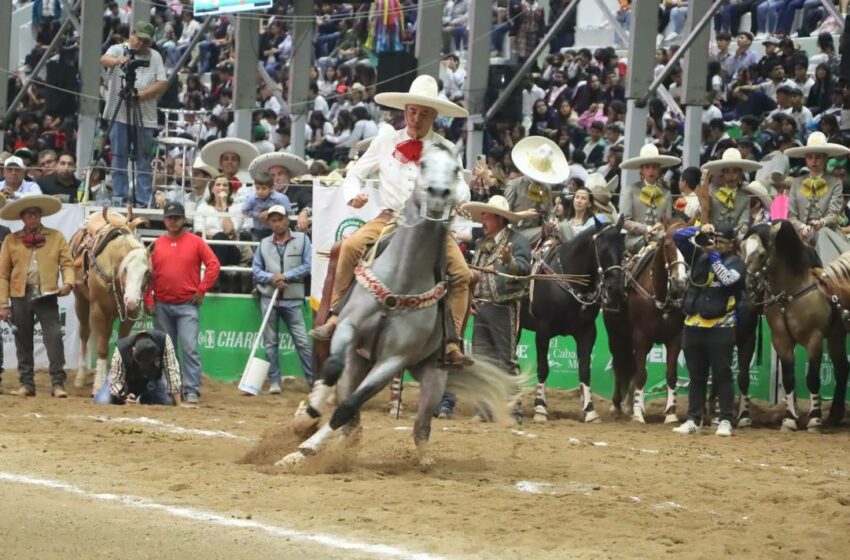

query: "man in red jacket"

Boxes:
[146, 202, 220, 405]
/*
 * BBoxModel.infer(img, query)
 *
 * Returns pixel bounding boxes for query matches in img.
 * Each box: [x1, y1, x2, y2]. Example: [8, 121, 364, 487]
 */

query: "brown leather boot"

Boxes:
[444, 348, 474, 367]
[309, 314, 338, 341]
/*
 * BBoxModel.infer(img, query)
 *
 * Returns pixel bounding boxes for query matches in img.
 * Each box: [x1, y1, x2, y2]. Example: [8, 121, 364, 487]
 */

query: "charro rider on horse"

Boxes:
[699, 147, 762, 235]
[308, 75, 474, 367]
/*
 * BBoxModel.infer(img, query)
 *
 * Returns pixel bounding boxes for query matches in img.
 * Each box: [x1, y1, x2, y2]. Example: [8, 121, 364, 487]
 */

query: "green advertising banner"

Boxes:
[110, 295, 849, 402]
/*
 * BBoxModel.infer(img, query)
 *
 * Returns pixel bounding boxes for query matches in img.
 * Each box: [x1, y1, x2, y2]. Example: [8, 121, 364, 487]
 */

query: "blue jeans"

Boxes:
[315, 31, 340, 58]
[109, 121, 154, 206]
[757, 0, 785, 33]
[93, 375, 175, 405]
[197, 40, 219, 74]
[777, 0, 819, 34]
[615, 11, 631, 47]
[491, 22, 511, 52]
[154, 302, 202, 398]
[670, 6, 689, 34]
[261, 298, 314, 386]
[167, 42, 192, 67]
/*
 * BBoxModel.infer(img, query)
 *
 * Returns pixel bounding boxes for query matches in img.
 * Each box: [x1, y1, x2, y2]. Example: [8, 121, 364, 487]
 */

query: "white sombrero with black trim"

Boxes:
[374, 75, 469, 118]
[200, 138, 260, 172]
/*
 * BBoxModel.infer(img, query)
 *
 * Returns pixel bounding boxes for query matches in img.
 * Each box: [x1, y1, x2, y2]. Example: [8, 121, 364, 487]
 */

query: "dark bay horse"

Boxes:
[524, 216, 626, 423]
[606, 222, 688, 424]
[742, 220, 848, 431]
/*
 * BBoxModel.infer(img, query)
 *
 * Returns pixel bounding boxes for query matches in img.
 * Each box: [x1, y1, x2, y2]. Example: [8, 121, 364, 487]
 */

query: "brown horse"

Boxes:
[741, 220, 848, 431]
[605, 222, 688, 423]
[71, 210, 150, 393]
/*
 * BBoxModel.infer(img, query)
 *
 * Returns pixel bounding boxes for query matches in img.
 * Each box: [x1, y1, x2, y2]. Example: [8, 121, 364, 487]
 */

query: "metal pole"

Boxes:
[415, 0, 442, 79]
[233, 14, 261, 142]
[819, 0, 845, 29]
[4, 6, 79, 121]
[680, 0, 713, 169]
[0, 1, 12, 148]
[640, 0, 724, 106]
[484, 0, 580, 123]
[58, 0, 81, 30]
[77, 0, 105, 178]
[165, 17, 214, 89]
[463, 0, 492, 165]
[133, 0, 154, 28]
[288, 0, 313, 158]
[592, 0, 629, 46]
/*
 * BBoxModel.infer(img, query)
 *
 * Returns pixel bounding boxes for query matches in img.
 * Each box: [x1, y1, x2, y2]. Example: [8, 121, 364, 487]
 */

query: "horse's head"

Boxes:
[742, 222, 770, 278]
[414, 144, 460, 222]
[595, 214, 627, 307]
[662, 220, 689, 299]
[117, 237, 151, 313]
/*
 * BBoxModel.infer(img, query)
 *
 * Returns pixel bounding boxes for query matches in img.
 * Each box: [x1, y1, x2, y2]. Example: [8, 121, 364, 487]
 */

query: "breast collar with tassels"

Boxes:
[354, 263, 446, 310]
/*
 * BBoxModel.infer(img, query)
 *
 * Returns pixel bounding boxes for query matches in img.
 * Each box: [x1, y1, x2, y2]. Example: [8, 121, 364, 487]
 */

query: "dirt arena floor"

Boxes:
[1, 372, 849, 560]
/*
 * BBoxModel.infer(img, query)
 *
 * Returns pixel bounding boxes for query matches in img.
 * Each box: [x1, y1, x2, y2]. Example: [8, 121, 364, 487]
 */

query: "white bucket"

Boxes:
[239, 357, 270, 395]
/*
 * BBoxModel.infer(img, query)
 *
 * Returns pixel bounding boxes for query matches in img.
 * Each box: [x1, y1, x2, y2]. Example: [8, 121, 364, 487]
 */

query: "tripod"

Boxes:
[103, 60, 149, 208]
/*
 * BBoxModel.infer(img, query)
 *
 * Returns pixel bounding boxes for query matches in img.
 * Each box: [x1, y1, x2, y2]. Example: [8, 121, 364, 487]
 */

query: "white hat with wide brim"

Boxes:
[701, 147, 763, 174]
[374, 75, 469, 118]
[191, 156, 219, 178]
[0, 195, 62, 221]
[512, 136, 570, 185]
[248, 151, 308, 178]
[743, 180, 774, 209]
[620, 143, 682, 170]
[586, 173, 619, 215]
[200, 138, 260, 173]
[462, 195, 522, 223]
[783, 131, 850, 158]
[355, 122, 397, 151]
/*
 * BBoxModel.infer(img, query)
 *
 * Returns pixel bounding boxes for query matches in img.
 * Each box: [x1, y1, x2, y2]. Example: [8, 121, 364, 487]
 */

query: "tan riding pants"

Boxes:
[331, 214, 471, 352]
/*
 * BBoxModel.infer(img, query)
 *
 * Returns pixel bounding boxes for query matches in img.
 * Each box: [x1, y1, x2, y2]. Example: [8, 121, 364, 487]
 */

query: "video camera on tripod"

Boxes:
[120, 48, 150, 92]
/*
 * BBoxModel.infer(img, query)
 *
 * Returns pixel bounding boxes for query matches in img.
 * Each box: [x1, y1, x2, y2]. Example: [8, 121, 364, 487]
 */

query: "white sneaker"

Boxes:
[664, 31, 679, 43]
[755, 32, 769, 41]
[716, 419, 733, 437]
[269, 382, 282, 395]
[672, 419, 701, 434]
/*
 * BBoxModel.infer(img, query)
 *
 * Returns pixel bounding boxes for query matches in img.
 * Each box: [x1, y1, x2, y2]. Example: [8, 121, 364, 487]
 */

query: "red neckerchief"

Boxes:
[228, 175, 242, 192]
[22, 229, 46, 249]
[393, 139, 424, 165]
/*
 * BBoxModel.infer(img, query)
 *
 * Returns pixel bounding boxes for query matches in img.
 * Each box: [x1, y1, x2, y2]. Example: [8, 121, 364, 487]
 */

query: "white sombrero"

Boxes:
[512, 136, 570, 185]
[248, 151, 308, 178]
[374, 75, 469, 118]
[462, 195, 522, 223]
[355, 122, 396, 151]
[701, 147, 763, 174]
[191, 156, 219, 178]
[200, 138, 259, 172]
[620, 143, 682, 170]
[0, 194, 62, 220]
[586, 173, 619, 215]
[743, 180, 774, 209]
[783, 131, 850, 158]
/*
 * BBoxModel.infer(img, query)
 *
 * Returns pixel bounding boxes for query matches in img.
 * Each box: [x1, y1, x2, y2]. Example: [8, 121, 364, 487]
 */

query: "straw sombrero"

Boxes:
[586, 173, 619, 215]
[248, 151, 308, 179]
[783, 131, 850, 158]
[355, 122, 396, 151]
[191, 156, 219, 178]
[0, 195, 62, 220]
[743, 180, 773, 209]
[461, 195, 522, 223]
[620, 144, 682, 170]
[701, 147, 762, 174]
[374, 75, 469, 118]
[200, 138, 259, 172]
[512, 136, 570, 185]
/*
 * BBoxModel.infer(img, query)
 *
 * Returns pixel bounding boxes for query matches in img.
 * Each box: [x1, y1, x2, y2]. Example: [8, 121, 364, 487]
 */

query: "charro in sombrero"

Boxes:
[512, 136, 570, 185]
[248, 151, 308, 179]
[743, 180, 773, 209]
[701, 147, 762, 174]
[620, 144, 681, 170]
[586, 173, 619, 216]
[191, 156, 218, 178]
[783, 131, 850, 158]
[200, 138, 260, 172]
[374, 75, 469, 118]
[0, 195, 62, 220]
[462, 195, 522, 223]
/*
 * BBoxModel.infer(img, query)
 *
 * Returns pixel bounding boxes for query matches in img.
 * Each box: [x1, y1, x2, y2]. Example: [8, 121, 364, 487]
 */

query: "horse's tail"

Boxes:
[445, 360, 526, 424]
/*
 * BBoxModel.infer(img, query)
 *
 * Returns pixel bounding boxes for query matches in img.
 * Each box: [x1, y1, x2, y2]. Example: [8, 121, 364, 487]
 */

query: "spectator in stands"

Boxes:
[348, 106, 379, 155]
[308, 83, 331, 120]
[442, 0, 469, 54]
[37, 152, 79, 202]
[242, 172, 292, 241]
[152, 11, 176, 52]
[1, 157, 42, 200]
[146, 201, 220, 406]
[318, 19, 362, 75]
[515, 0, 546, 63]
[724, 32, 760, 80]
[442, 53, 465, 102]
[167, 11, 202, 68]
[252, 125, 275, 156]
[36, 150, 57, 177]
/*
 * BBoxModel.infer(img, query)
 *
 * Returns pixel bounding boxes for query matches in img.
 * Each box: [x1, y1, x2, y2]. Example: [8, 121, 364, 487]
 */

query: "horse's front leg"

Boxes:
[336, 350, 372, 449]
[826, 328, 848, 427]
[410, 360, 447, 470]
[533, 331, 551, 423]
[804, 335, 825, 432]
[74, 295, 91, 390]
[91, 306, 114, 395]
[631, 332, 651, 424]
[577, 325, 600, 423]
[663, 333, 682, 425]
[775, 340, 799, 432]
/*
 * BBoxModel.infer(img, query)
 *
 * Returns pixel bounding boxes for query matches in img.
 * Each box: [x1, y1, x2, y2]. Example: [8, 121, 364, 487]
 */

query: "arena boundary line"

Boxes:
[0, 471, 450, 560]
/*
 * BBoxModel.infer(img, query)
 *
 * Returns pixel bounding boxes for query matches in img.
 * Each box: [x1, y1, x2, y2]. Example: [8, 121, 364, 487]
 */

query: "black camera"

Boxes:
[694, 232, 715, 246]
[121, 48, 150, 74]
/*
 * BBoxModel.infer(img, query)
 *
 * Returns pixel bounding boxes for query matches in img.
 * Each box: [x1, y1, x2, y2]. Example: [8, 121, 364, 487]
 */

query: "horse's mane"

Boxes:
[747, 222, 771, 248]
[773, 220, 820, 270]
[823, 252, 850, 284]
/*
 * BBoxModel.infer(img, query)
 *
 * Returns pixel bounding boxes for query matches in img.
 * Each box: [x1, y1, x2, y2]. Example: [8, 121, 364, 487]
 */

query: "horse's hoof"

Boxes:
[387, 400, 403, 418]
[664, 413, 679, 425]
[533, 405, 548, 423]
[73, 373, 87, 389]
[418, 455, 436, 471]
[631, 412, 646, 424]
[275, 451, 306, 470]
[780, 418, 798, 432]
[584, 410, 601, 423]
[609, 404, 622, 418]
[736, 416, 752, 428]
[807, 417, 823, 432]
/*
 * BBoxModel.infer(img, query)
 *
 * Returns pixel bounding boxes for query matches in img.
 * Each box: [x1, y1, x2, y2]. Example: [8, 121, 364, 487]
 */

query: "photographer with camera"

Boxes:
[672, 222, 746, 437]
[100, 21, 167, 207]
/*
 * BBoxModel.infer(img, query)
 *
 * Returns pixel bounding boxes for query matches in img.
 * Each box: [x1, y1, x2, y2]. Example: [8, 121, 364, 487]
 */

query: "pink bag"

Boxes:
[771, 194, 789, 220]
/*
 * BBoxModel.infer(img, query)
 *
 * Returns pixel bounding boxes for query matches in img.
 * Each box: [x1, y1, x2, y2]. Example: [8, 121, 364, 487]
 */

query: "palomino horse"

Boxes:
[71, 209, 151, 393]
[284, 145, 518, 469]
[606, 222, 688, 424]
[741, 220, 848, 430]
[523, 216, 626, 423]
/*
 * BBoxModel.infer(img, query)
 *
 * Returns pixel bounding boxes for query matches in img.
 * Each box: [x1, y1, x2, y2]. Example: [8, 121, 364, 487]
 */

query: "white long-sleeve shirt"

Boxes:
[341, 128, 470, 214]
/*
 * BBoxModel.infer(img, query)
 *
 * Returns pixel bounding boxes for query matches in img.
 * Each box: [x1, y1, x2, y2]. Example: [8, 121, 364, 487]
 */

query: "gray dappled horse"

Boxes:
[281, 145, 518, 469]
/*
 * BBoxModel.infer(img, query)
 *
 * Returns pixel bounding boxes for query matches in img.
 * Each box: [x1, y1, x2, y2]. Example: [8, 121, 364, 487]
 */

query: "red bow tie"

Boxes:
[229, 176, 242, 192]
[22, 231, 46, 249]
[394, 139, 424, 165]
